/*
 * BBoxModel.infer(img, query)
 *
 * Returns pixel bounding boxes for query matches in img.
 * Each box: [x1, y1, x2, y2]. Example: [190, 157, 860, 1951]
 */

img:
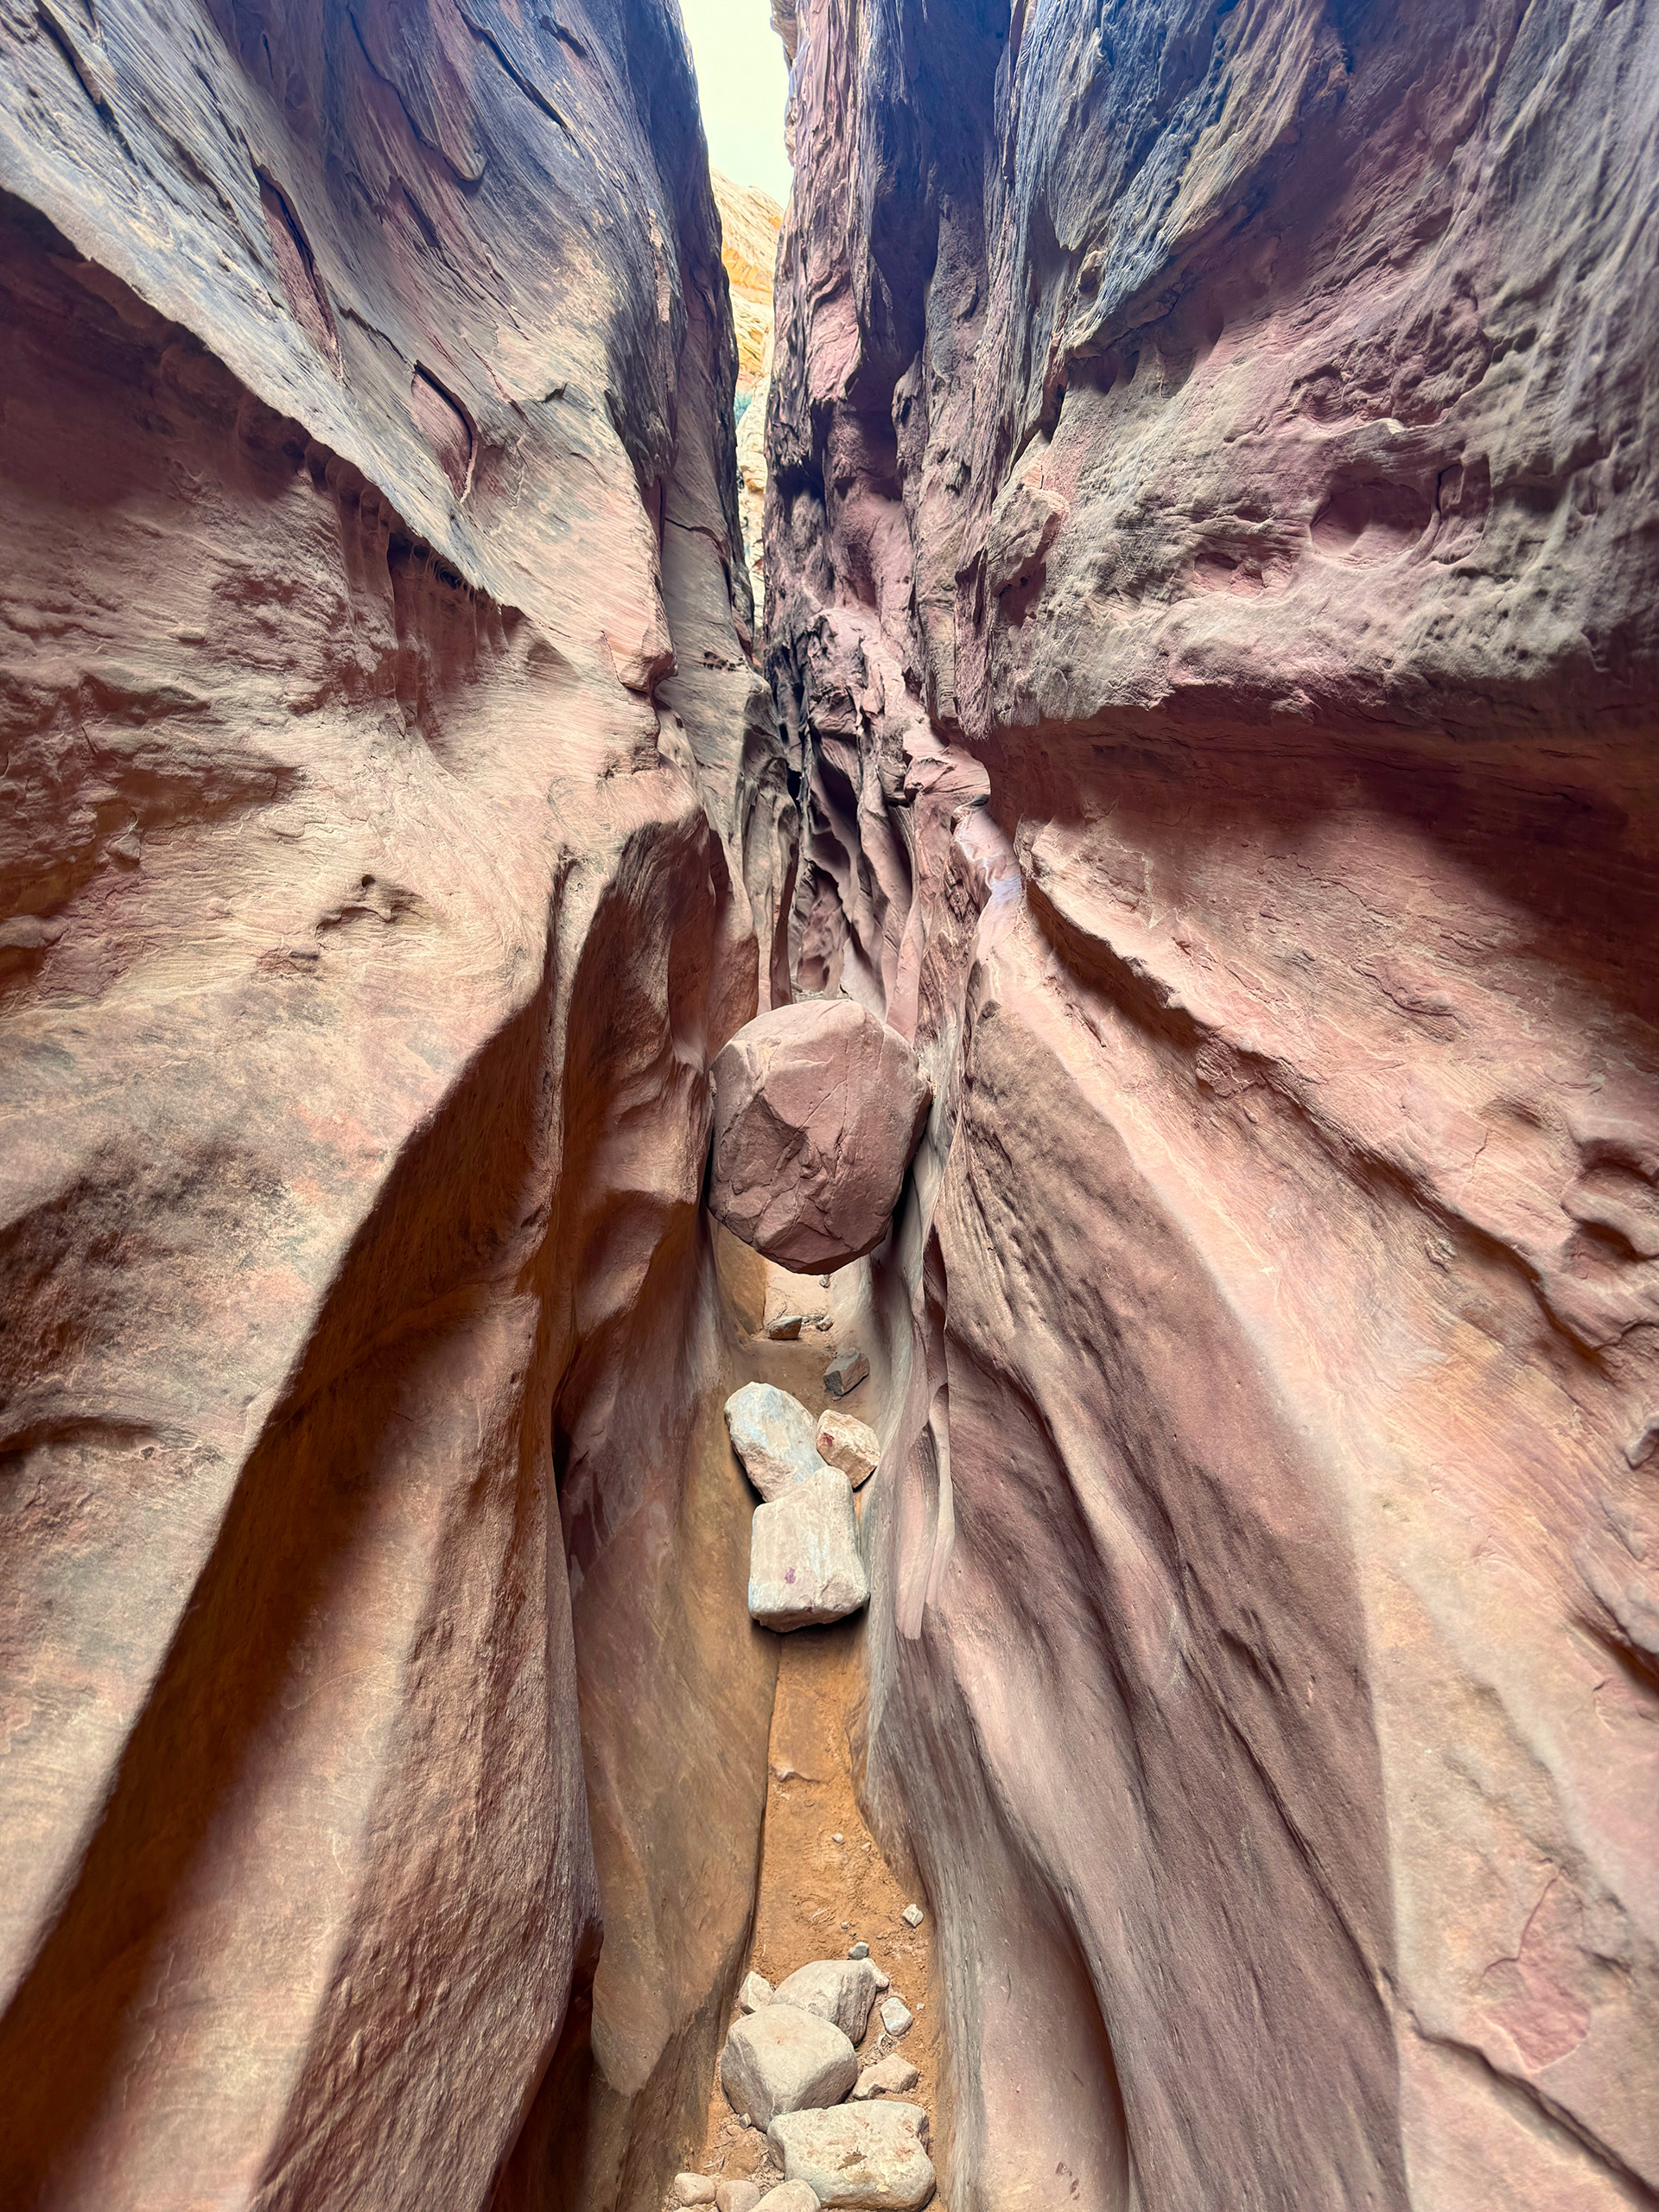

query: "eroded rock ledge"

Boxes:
[763, 0, 1659, 2207]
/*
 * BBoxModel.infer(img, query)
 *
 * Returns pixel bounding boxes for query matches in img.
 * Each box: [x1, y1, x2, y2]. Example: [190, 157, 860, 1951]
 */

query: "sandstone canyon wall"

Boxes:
[0, 3, 795, 2207]
[764, 2, 1658, 2209]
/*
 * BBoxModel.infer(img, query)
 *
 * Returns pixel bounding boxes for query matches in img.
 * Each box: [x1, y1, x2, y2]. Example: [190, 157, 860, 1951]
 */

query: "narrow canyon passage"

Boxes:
[0, 0, 1656, 2209]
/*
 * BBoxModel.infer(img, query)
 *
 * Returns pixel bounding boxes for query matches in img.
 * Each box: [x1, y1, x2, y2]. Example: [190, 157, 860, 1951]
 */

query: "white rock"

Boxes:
[725, 1382, 830, 1502]
[767, 2103, 934, 2211]
[872, 1968, 890, 1992]
[740, 1970, 774, 2012]
[749, 1469, 869, 1630]
[772, 1956, 880, 2042]
[816, 1409, 879, 1487]
[673, 2178, 718, 2206]
[879, 1997, 913, 2038]
[899, 1904, 924, 1929]
[850, 2055, 919, 2101]
[717, 2184, 763, 2212]
[753, 2185, 821, 2212]
[721, 2003, 859, 2127]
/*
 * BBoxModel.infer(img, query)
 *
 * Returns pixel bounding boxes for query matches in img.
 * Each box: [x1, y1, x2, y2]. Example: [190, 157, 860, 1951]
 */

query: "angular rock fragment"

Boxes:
[726, 1382, 829, 1501]
[709, 1001, 931, 1271]
[721, 2004, 860, 2128]
[899, 1904, 924, 1929]
[741, 1970, 774, 2012]
[878, 1997, 913, 2038]
[850, 2056, 919, 2101]
[772, 1956, 881, 2042]
[767, 2103, 935, 2211]
[749, 1469, 869, 1630]
[817, 1409, 879, 1485]
[766, 1313, 805, 1340]
[823, 1349, 869, 1399]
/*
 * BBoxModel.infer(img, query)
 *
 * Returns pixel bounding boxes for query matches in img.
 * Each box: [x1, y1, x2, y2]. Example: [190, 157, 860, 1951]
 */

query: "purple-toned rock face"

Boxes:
[763, 0, 1659, 2206]
[709, 1001, 931, 1270]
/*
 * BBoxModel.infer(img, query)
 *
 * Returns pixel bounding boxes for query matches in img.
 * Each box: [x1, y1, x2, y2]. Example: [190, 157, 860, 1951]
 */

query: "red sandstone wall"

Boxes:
[765, 2, 1659, 2205]
[0, 3, 791, 2206]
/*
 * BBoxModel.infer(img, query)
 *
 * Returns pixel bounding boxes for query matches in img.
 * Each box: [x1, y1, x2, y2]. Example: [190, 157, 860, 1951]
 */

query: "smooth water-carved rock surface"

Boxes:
[766, 0, 1659, 2207]
[0, 4, 794, 2210]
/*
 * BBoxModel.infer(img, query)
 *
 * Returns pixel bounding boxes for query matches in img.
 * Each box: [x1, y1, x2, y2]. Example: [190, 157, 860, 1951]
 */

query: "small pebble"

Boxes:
[739, 1970, 772, 2012]
[901, 1903, 924, 1929]
[849, 1941, 869, 1959]
[873, 1967, 890, 1990]
[673, 2179, 716, 2207]
[832, 1833, 843, 1843]
[880, 1995, 914, 2037]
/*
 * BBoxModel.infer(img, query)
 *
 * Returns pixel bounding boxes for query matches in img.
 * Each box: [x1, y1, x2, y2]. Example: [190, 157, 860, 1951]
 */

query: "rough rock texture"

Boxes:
[0, 4, 793, 2211]
[726, 1380, 830, 1499]
[771, 1957, 882, 2043]
[749, 1467, 870, 1630]
[850, 2056, 919, 2102]
[766, 1, 1659, 2209]
[767, 2103, 934, 2212]
[709, 1001, 932, 1269]
[817, 1409, 880, 1486]
[720, 2002, 859, 2129]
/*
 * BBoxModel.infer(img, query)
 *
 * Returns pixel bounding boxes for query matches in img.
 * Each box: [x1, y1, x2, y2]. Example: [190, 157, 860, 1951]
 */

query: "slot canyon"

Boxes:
[0, 0, 1654, 2206]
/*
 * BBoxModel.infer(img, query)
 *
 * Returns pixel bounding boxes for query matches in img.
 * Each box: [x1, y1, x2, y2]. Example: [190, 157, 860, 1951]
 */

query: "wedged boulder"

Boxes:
[749, 1469, 869, 1630]
[721, 2003, 859, 2128]
[817, 1410, 879, 1485]
[766, 2103, 935, 2211]
[726, 1382, 828, 1501]
[709, 1001, 931, 1271]
[772, 1957, 880, 2042]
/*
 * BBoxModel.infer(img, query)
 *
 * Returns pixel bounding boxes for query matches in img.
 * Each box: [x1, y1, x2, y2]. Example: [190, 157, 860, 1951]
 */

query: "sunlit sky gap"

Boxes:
[678, 0, 794, 207]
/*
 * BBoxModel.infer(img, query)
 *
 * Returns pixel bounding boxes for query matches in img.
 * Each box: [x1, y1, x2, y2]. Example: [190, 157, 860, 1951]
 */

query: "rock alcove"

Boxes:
[0, 2, 1655, 2210]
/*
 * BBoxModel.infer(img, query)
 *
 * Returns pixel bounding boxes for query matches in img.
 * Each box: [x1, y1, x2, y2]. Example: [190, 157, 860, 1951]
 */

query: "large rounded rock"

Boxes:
[766, 2103, 935, 2210]
[772, 1957, 881, 2043]
[721, 2003, 860, 2128]
[709, 1002, 931, 1271]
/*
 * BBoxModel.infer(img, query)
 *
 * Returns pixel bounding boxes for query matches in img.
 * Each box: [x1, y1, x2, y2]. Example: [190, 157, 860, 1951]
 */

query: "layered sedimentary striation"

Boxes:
[765, 2, 1659, 2208]
[0, 3, 793, 2208]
